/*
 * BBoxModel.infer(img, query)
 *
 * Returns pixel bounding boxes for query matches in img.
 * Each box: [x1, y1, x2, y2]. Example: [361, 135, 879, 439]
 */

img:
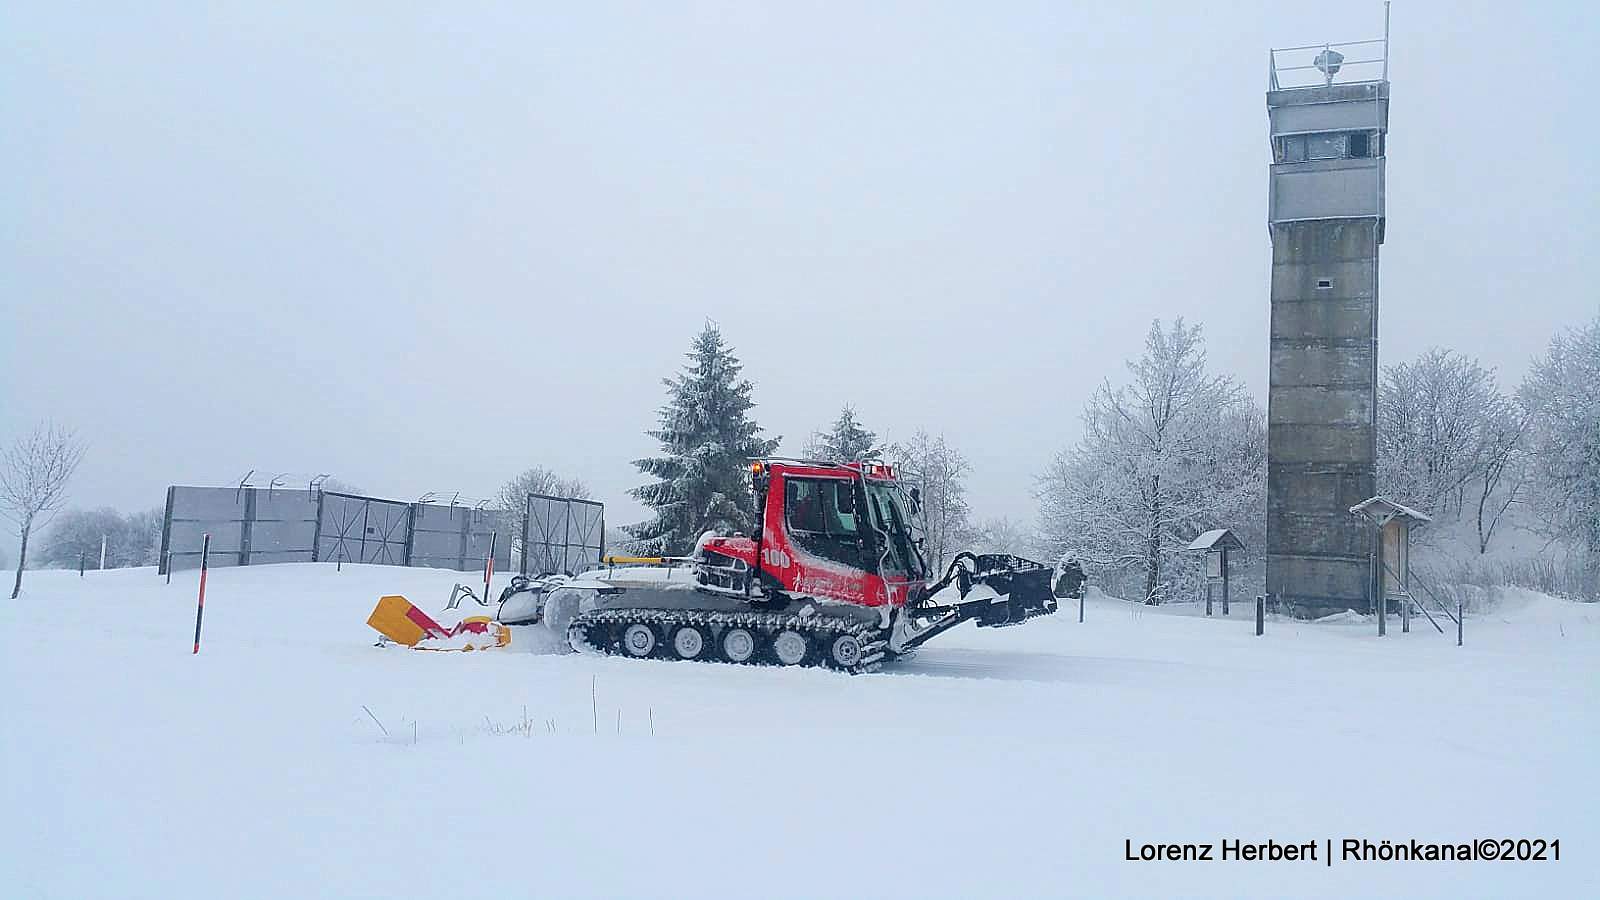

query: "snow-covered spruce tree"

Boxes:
[1037, 319, 1262, 604]
[804, 405, 883, 462]
[628, 323, 780, 555]
[1519, 315, 1600, 593]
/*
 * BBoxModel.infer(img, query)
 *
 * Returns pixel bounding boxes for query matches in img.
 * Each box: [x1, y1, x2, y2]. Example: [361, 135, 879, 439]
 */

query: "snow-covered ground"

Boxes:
[3, 564, 1595, 898]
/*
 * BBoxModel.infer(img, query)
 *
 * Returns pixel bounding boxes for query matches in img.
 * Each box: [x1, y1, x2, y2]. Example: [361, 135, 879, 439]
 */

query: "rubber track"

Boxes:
[568, 607, 888, 674]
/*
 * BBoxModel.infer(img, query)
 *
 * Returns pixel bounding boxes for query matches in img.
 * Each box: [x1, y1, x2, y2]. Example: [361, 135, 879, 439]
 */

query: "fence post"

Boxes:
[239, 488, 256, 567]
[1255, 595, 1265, 636]
[519, 505, 530, 576]
[1457, 599, 1463, 647]
[403, 503, 417, 567]
[158, 485, 175, 577]
[311, 489, 325, 563]
[79, 552, 85, 577]
[1078, 592, 1084, 623]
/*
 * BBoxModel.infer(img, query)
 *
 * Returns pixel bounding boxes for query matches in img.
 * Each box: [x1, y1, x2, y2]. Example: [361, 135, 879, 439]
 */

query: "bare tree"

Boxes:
[495, 466, 591, 513]
[40, 506, 164, 569]
[1037, 319, 1258, 604]
[318, 477, 364, 495]
[1, 423, 87, 598]
[895, 431, 972, 572]
[970, 516, 1041, 559]
[1472, 405, 1527, 554]
[1377, 349, 1511, 521]
[40, 507, 126, 569]
[1519, 315, 1600, 586]
[495, 466, 593, 564]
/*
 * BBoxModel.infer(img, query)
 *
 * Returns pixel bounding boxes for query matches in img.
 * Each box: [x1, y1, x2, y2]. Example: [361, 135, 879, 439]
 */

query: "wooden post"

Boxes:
[1255, 595, 1265, 636]
[78, 552, 85, 577]
[1402, 592, 1410, 633]
[1457, 599, 1463, 647]
[1078, 592, 1084, 624]
[1375, 523, 1387, 637]
[1221, 547, 1230, 615]
[1205, 582, 1213, 616]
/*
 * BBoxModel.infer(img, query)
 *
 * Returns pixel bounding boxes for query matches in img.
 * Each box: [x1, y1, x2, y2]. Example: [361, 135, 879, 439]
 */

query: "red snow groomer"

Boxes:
[500, 458, 1084, 674]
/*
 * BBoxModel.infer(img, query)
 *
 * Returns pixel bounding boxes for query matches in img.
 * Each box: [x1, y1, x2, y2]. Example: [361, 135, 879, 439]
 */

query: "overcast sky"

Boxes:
[3, 1, 1596, 556]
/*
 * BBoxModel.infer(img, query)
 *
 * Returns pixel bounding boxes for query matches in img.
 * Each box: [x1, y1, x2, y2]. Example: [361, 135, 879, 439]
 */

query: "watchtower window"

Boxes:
[1307, 133, 1344, 160]
[1277, 130, 1381, 163]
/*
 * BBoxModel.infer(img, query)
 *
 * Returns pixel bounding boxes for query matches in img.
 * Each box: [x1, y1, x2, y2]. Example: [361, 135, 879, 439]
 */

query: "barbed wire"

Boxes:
[207, 470, 504, 510]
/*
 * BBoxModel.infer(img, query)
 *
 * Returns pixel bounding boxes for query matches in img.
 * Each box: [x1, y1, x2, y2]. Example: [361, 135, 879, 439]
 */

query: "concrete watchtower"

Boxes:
[1264, 13, 1390, 618]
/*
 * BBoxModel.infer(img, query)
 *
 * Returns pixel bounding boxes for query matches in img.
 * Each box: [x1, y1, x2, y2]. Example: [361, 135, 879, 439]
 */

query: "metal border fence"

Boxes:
[159, 485, 596, 576]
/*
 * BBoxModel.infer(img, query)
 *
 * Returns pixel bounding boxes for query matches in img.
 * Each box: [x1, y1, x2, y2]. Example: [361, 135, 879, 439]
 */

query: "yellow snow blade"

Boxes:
[367, 594, 431, 647]
[368, 597, 511, 651]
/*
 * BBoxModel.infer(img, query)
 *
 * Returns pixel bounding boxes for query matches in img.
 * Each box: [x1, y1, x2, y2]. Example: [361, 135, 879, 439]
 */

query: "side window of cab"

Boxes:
[784, 477, 867, 570]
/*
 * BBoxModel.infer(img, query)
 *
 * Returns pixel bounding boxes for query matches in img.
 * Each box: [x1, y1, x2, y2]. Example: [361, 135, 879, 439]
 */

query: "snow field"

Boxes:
[2, 564, 1596, 898]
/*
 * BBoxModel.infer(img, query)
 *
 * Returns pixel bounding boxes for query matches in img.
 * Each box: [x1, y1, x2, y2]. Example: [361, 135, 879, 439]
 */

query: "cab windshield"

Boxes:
[865, 479, 928, 580]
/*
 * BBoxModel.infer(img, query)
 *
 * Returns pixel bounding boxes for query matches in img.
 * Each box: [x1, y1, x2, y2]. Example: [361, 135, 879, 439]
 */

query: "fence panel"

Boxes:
[523, 494, 605, 576]
[409, 504, 514, 572]
[316, 493, 410, 565]
[162, 487, 248, 571]
[245, 490, 319, 565]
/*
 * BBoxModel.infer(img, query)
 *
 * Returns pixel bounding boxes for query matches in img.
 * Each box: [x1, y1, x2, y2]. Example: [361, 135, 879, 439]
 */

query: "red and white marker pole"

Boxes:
[192, 533, 211, 654]
[483, 531, 497, 605]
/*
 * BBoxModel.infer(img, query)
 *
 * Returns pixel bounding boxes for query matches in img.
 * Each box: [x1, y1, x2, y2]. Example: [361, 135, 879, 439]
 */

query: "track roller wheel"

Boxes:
[669, 625, 710, 661]
[621, 622, 658, 658]
[826, 633, 864, 669]
[771, 629, 810, 666]
[721, 626, 758, 663]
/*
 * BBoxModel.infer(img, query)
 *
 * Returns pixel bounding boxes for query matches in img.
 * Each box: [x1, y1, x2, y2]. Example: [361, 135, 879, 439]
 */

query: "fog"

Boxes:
[3, 1, 1596, 549]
